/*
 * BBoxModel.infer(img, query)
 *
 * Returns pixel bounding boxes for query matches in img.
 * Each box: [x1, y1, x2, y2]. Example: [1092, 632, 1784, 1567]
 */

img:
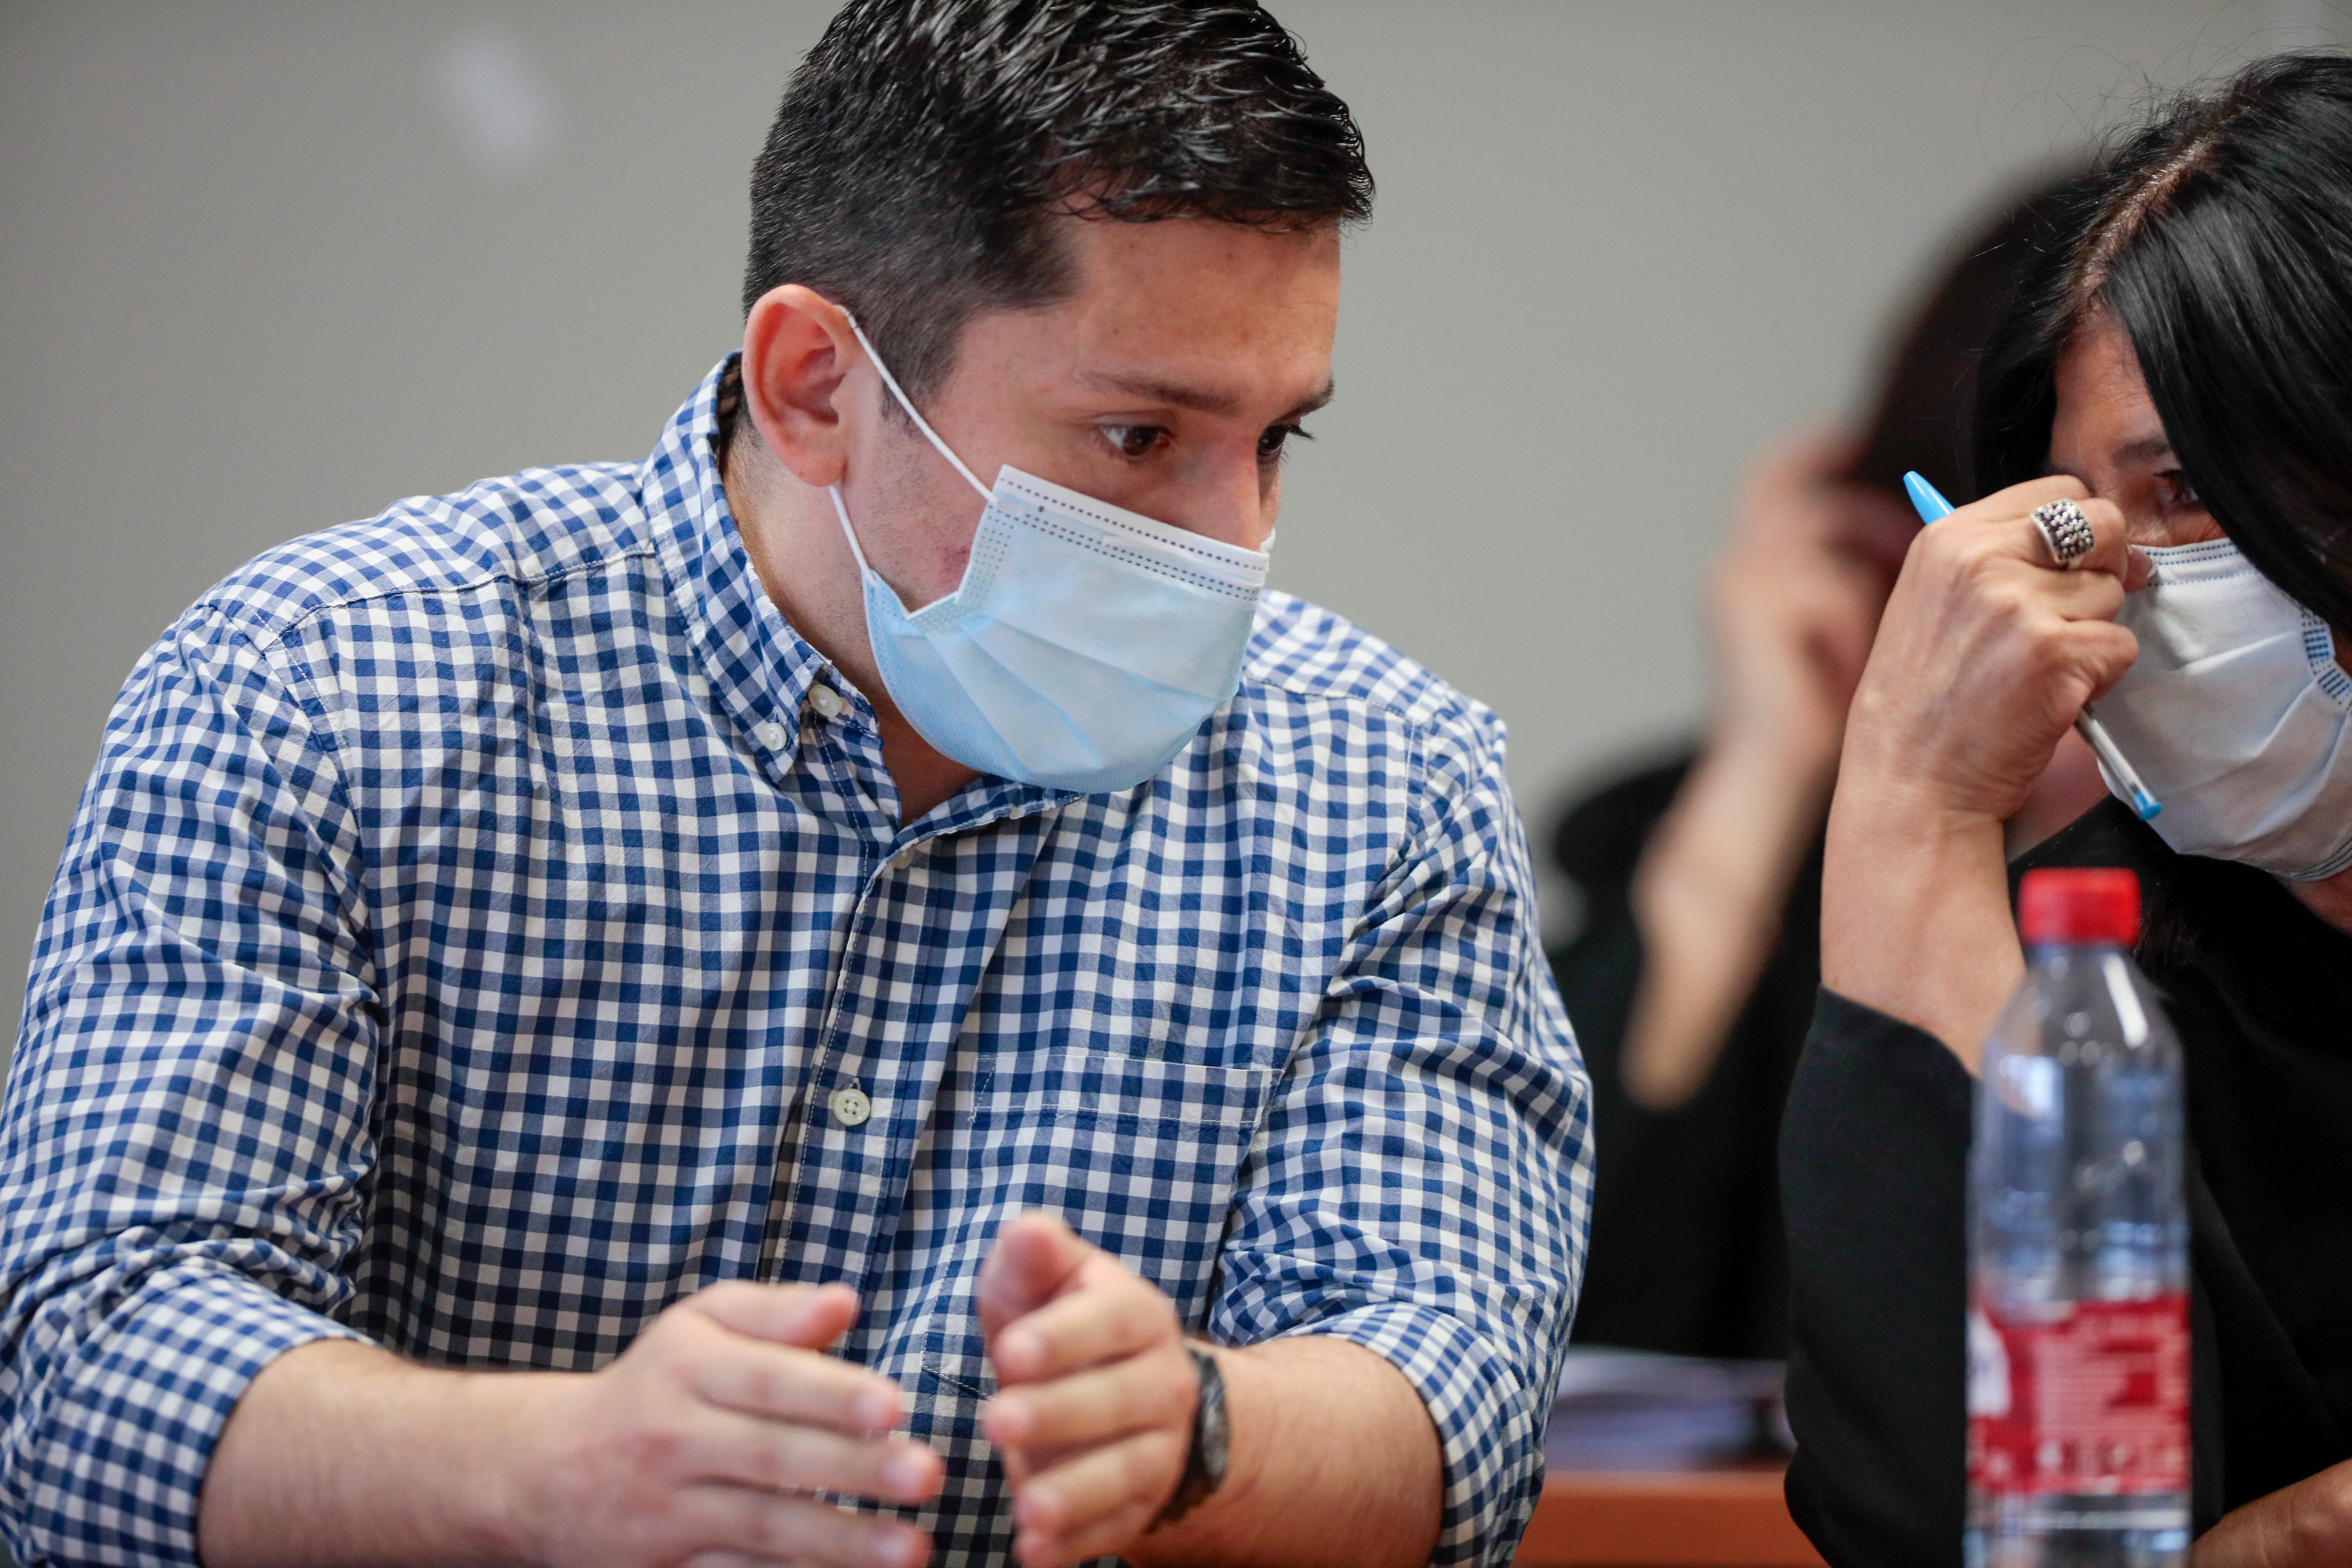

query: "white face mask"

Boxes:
[2095, 537, 2352, 880]
[826, 315, 1269, 795]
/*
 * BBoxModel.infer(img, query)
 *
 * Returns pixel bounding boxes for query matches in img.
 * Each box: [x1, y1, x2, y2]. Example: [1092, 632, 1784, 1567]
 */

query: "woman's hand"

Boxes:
[2193, 1460, 2352, 1566]
[1840, 475, 2143, 825]
[1821, 476, 2143, 1065]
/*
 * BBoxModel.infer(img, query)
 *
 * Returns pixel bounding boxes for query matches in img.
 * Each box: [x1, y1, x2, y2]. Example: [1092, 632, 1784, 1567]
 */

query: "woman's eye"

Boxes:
[1102, 424, 1169, 460]
[2157, 469, 2203, 510]
[1258, 422, 1310, 463]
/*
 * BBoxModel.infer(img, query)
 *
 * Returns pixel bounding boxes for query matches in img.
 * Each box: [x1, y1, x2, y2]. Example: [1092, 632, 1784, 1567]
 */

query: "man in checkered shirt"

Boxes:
[0, 4, 1589, 1566]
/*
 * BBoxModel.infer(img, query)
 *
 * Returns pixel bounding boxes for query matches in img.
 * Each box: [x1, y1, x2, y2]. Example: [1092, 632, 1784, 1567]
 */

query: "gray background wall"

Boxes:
[5, 1, 2346, 1051]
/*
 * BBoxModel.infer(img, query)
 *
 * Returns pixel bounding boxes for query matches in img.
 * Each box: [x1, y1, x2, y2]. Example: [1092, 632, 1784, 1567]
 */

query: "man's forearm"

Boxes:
[1124, 1336, 1442, 1568]
[199, 1282, 942, 1568]
[199, 1340, 550, 1568]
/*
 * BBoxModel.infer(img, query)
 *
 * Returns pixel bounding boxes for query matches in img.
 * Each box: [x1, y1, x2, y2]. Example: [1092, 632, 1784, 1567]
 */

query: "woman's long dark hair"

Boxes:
[1973, 53, 2352, 634]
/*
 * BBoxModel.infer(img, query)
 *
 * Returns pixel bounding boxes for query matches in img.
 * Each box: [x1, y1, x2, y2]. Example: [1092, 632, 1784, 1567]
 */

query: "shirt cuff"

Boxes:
[1270, 1300, 1546, 1568]
[9, 1264, 370, 1568]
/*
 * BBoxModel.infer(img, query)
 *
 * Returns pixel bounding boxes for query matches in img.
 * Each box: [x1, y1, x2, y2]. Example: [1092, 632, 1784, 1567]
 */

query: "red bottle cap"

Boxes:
[2017, 867, 2140, 946]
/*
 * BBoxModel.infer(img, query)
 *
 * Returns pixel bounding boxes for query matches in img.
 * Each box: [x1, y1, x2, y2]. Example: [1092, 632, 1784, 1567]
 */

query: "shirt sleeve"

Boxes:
[0, 605, 380, 1568]
[1207, 705, 1593, 1568]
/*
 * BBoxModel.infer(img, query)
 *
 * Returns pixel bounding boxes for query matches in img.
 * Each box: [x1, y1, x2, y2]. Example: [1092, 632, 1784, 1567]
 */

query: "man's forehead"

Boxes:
[1077, 368, 1335, 420]
[959, 215, 1340, 414]
[1055, 214, 1339, 322]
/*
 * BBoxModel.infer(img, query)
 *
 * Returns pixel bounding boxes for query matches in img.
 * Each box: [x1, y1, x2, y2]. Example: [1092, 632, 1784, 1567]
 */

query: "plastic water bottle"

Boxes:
[1967, 868, 2190, 1568]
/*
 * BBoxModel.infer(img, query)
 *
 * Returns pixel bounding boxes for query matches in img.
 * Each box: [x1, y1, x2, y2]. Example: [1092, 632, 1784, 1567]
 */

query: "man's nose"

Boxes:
[1170, 446, 1274, 551]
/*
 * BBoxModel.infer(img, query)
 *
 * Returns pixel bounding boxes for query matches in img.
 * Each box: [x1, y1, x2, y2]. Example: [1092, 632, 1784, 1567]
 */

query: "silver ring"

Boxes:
[2030, 499, 2096, 570]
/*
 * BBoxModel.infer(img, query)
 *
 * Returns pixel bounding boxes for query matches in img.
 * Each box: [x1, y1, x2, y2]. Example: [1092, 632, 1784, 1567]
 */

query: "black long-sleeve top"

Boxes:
[1780, 800, 2352, 1566]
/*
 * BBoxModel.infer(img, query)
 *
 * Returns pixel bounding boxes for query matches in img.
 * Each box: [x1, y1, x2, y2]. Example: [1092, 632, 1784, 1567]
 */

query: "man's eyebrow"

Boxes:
[1087, 374, 1335, 422]
[1285, 380, 1336, 421]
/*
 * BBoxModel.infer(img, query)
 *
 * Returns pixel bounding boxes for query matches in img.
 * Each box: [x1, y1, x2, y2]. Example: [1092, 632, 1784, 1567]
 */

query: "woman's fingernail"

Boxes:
[873, 1528, 922, 1568]
[855, 1385, 897, 1427]
[1001, 1328, 1041, 1370]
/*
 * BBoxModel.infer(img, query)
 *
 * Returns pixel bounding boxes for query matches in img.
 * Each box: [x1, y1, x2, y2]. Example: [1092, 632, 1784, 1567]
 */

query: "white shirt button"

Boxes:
[809, 685, 846, 720]
[757, 721, 788, 751]
[829, 1084, 872, 1128]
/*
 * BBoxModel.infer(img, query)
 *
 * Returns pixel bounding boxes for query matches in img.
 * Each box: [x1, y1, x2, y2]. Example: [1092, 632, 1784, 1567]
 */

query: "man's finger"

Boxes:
[1010, 1426, 1187, 1549]
[691, 1408, 943, 1504]
[691, 1484, 931, 1568]
[993, 1262, 1174, 1385]
[977, 1211, 1094, 1338]
[1015, 1496, 1162, 1568]
[985, 1346, 1192, 1454]
[693, 1279, 860, 1348]
[683, 1331, 907, 1433]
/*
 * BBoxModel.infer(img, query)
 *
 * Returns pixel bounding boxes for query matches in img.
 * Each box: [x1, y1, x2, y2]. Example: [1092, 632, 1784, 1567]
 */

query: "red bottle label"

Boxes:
[1968, 1296, 2190, 1496]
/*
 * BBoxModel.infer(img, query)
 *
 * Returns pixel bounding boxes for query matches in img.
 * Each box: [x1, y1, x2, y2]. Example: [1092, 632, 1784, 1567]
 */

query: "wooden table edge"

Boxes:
[1514, 1466, 1828, 1568]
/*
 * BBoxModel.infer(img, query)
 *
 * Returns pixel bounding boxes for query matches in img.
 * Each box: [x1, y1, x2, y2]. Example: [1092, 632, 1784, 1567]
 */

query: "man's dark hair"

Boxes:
[742, 0, 1372, 408]
[1973, 53, 2352, 632]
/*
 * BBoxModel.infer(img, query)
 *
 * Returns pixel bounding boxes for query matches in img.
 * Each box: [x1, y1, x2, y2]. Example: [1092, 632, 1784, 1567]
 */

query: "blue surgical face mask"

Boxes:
[827, 314, 1269, 794]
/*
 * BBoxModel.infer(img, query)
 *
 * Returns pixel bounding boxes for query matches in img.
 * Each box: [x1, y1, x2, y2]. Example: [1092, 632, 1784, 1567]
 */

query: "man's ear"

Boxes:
[739, 284, 861, 488]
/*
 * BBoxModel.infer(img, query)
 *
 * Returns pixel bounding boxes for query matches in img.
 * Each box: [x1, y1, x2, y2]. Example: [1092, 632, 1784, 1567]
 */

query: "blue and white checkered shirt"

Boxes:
[0, 360, 1589, 1568]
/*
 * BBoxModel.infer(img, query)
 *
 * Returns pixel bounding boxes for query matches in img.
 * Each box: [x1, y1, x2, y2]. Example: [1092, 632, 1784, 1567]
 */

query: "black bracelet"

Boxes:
[1148, 1345, 1230, 1531]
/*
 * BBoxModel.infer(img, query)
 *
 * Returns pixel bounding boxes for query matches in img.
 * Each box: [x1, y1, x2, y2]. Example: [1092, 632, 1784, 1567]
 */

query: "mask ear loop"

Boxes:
[842, 311, 993, 501]
[827, 486, 880, 575]
[828, 309, 994, 587]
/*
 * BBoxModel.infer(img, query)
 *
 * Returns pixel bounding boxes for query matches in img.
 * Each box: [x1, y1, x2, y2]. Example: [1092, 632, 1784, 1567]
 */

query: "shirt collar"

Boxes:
[643, 355, 838, 775]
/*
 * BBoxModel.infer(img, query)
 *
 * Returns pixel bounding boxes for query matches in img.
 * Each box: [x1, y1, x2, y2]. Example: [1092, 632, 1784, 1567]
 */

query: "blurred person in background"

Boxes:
[1785, 53, 2352, 1567]
[1553, 179, 2108, 1361]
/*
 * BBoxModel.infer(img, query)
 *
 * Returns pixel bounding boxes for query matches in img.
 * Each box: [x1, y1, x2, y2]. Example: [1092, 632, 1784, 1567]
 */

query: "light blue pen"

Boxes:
[1902, 472, 2162, 821]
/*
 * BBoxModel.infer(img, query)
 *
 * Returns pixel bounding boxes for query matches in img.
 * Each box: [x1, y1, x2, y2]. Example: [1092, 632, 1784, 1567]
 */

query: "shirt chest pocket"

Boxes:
[952, 1047, 1271, 1320]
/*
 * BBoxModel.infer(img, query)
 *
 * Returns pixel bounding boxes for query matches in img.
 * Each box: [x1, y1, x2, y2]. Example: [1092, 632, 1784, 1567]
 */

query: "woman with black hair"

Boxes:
[1782, 54, 2352, 1567]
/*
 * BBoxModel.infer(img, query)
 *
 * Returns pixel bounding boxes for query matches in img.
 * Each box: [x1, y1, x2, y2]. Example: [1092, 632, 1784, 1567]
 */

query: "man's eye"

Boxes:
[1258, 423, 1310, 462]
[1103, 425, 1169, 460]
